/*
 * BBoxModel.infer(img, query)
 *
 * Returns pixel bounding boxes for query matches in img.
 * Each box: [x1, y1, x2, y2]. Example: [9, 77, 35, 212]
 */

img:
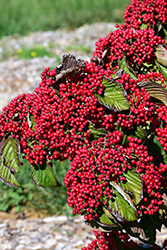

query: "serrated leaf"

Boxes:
[155, 44, 167, 67]
[108, 182, 138, 222]
[120, 168, 143, 205]
[2, 137, 21, 173]
[0, 159, 21, 187]
[137, 80, 167, 106]
[31, 162, 60, 187]
[95, 77, 130, 111]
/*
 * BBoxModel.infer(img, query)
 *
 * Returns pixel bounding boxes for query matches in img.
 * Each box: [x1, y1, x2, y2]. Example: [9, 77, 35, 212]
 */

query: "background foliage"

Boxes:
[0, 157, 72, 216]
[0, 0, 130, 38]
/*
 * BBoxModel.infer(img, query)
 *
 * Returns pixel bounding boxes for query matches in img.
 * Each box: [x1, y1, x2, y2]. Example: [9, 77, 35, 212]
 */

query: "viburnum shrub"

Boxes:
[0, 0, 167, 249]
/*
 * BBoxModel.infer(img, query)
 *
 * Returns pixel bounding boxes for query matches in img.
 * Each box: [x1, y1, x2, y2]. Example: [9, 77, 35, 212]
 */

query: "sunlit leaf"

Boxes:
[96, 212, 119, 228]
[31, 162, 60, 187]
[120, 168, 143, 205]
[107, 182, 138, 222]
[2, 137, 21, 173]
[137, 80, 167, 106]
[95, 77, 130, 111]
[0, 159, 21, 187]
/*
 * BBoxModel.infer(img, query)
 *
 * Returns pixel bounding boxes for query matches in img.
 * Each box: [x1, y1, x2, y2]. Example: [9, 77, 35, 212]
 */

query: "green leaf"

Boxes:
[120, 168, 143, 205]
[89, 123, 108, 139]
[95, 77, 130, 111]
[119, 58, 137, 80]
[85, 205, 121, 232]
[137, 80, 167, 106]
[135, 126, 146, 140]
[85, 218, 117, 232]
[96, 212, 119, 228]
[107, 182, 138, 222]
[120, 126, 146, 145]
[2, 137, 21, 173]
[156, 61, 167, 81]
[0, 159, 21, 187]
[27, 113, 36, 131]
[31, 162, 60, 187]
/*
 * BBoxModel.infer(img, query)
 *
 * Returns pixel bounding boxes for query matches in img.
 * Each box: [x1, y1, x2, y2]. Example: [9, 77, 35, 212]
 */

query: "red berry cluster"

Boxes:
[82, 230, 137, 250]
[0, 60, 116, 165]
[65, 131, 125, 219]
[93, 24, 165, 70]
[65, 131, 167, 218]
[126, 137, 167, 215]
[123, 0, 167, 29]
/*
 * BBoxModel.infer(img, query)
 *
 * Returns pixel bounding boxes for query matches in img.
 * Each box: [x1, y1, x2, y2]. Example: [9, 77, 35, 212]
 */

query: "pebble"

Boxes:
[0, 215, 94, 250]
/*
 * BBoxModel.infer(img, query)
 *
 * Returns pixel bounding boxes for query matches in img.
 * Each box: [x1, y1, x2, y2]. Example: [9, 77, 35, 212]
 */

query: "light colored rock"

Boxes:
[43, 238, 57, 249]
[54, 242, 66, 250]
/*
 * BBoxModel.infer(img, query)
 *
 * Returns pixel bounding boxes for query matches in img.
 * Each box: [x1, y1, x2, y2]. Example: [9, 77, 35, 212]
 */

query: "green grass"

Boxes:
[16, 45, 55, 60]
[0, 0, 130, 38]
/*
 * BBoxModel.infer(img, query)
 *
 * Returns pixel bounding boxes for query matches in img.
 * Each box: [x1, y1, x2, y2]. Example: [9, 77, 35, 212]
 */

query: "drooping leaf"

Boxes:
[85, 205, 121, 232]
[107, 182, 138, 222]
[2, 137, 21, 173]
[102, 206, 121, 226]
[85, 218, 118, 232]
[31, 162, 60, 187]
[124, 221, 149, 241]
[155, 44, 167, 67]
[119, 58, 137, 79]
[135, 126, 146, 140]
[95, 77, 130, 111]
[111, 69, 124, 80]
[96, 212, 119, 229]
[120, 126, 146, 145]
[89, 123, 108, 139]
[120, 168, 143, 205]
[136, 215, 156, 244]
[0, 159, 21, 187]
[156, 61, 167, 81]
[27, 113, 36, 131]
[137, 80, 167, 106]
